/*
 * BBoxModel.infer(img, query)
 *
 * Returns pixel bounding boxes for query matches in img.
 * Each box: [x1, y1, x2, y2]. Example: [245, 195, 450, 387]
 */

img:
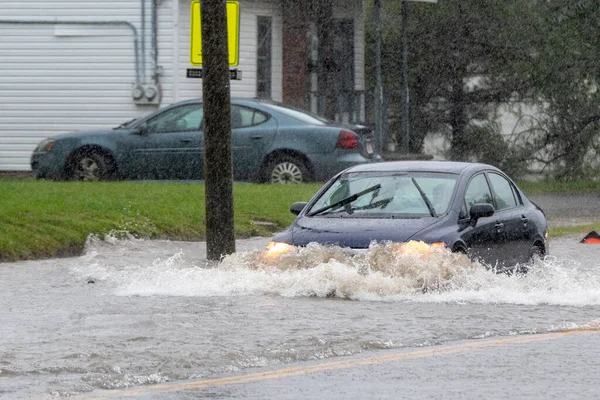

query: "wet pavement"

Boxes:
[1, 233, 600, 399]
[97, 329, 600, 400]
[529, 193, 600, 227]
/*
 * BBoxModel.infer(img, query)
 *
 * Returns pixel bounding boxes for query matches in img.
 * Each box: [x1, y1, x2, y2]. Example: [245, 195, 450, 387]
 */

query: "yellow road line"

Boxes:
[74, 328, 599, 399]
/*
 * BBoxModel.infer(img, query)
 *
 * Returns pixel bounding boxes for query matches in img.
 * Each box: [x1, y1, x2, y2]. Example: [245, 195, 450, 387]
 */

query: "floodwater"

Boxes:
[1, 234, 599, 398]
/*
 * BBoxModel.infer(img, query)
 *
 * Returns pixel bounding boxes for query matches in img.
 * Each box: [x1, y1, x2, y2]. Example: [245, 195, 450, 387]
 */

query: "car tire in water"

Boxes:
[264, 156, 311, 184]
[70, 151, 116, 181]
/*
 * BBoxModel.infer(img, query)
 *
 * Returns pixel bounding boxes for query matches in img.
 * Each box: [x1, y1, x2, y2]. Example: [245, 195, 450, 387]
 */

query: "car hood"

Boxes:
[288, 216, 439, 248]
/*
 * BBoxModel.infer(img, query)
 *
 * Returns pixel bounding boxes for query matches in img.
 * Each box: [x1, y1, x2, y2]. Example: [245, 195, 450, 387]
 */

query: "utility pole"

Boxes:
[374, 0, 384, 153]
[201, 0, 235, 260]
[401, 0, 410, 154]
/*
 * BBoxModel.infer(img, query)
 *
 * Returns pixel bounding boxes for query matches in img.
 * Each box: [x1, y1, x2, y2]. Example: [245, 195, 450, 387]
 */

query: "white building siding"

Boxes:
[0, 0, 169, 171]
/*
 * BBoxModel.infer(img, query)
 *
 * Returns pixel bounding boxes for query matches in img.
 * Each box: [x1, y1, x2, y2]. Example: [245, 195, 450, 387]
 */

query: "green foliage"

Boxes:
[366, 0, 600, 179]
[0, 180, 320, 262]
[366, 0, 538, 157]
[457, 122, 529, 178]
[520, 0, 600, 180]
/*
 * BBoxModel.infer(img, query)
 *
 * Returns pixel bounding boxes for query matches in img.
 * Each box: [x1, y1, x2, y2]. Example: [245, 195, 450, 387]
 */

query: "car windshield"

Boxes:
[259, 102, 331, 125]
[307, 171, 458, 218]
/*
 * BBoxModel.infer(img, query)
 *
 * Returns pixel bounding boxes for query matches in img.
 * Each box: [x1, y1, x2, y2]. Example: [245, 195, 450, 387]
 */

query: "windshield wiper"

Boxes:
[352, 197, 393, 211]
[308, 184, 382, 217]
[411, 178, 437, 217]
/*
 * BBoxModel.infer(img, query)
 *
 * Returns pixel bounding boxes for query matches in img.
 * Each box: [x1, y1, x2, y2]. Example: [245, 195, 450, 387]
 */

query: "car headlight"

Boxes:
[264, 241, 294, 260]
[36, 139, 56, 152]
[393, 240, 445, 256]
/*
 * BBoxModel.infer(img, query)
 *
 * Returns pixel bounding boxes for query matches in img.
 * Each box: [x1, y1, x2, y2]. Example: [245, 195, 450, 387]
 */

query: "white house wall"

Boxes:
[0, 1, 161, 171]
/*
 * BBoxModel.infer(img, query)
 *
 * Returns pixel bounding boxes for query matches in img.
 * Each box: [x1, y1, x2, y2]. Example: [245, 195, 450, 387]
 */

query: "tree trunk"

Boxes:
[449, 81, 469, 161]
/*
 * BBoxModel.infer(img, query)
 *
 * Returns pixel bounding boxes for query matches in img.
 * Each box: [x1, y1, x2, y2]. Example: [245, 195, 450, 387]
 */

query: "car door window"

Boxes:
[145, 104, 203, 133]
[488, 173, 518, 210]
[463, 174, 494, 216]
[231, 105, 268, 129]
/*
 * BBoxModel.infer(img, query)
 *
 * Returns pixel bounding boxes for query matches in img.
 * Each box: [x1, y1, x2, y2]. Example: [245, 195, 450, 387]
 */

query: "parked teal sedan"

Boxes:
[31, 99, 380, 183]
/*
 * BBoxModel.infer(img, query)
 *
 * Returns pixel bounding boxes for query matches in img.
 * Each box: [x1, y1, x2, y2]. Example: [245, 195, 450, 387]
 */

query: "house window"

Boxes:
[257, 16, 272, 99]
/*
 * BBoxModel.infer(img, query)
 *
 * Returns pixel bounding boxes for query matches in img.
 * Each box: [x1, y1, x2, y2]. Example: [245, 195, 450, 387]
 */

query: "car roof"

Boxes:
[344, 160, 498, 175]
[172, 98, 279, 106]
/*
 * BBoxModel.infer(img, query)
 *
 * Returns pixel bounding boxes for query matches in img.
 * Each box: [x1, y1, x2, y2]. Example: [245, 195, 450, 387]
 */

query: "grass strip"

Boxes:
[0, 179, 321, 262]
[0, 178, 598, 262]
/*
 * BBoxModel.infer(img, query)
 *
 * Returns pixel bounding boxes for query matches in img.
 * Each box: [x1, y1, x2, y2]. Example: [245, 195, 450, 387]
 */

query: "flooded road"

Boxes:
[1, 235, 599, 398]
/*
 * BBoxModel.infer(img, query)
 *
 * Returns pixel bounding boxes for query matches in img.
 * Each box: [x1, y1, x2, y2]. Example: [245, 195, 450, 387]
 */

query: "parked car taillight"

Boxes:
[336, 129, 359, 149]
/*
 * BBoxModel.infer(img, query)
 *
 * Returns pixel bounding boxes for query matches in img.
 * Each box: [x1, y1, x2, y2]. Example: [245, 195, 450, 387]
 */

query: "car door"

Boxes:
[230, 105, 277, 180]
[127, 104, 204, 179]
[487, 172, 529, 265]
[459, 173, 503, 267]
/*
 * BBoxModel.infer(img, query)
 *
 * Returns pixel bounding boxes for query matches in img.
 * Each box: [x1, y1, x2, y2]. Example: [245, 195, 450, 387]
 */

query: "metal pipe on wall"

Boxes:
[141, 0, 147, 82]
[151, 0, 159, 82]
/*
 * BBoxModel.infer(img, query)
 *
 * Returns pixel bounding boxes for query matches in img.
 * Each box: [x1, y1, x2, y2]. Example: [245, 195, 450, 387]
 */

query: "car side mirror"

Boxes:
[134, 122, 149, 135]
[469, 203, 495, 224]
[290, 202, 308, 216]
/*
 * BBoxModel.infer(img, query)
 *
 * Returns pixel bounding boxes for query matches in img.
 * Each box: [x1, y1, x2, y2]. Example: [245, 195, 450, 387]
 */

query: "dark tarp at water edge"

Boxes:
[581, 231, 600, 244]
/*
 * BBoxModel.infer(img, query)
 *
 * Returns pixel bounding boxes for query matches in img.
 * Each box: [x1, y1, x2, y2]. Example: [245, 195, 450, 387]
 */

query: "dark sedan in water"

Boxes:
[269, 161, 549, 270]
[31, 99, 379, 183]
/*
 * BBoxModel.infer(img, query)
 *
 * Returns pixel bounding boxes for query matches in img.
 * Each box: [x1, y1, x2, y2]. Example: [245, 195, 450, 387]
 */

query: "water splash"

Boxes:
[68, 237, 600, 306]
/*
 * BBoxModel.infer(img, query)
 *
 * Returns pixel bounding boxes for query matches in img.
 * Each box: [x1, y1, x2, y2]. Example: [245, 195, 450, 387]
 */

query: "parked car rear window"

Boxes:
[232, 105, 268, 128]
[260, 103, 330, 125]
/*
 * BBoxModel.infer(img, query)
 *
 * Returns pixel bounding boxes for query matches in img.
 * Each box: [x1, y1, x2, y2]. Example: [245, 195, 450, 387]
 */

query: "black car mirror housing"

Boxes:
[469, 203, 495, 225]
[134, 122, 149, 135]
[290, 202, 308, 216]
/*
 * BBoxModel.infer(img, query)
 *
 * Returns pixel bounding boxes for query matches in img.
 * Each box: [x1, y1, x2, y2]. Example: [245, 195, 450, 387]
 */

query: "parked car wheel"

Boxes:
[265, 156, 311, 184]
[70, 151, 115, 181]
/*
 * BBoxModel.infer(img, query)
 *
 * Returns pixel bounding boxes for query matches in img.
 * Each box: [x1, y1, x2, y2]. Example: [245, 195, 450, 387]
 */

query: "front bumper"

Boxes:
[30, 151, 66, 179]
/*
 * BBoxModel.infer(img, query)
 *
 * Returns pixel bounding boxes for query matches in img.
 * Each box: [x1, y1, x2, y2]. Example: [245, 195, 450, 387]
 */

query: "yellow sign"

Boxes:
[190, 0, 240, 67]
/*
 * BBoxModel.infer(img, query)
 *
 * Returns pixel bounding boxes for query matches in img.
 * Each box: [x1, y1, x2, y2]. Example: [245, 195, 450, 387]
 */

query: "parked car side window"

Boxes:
[145, 104, 203, 133]
[463, 174, 494, 217]
[231, 105, 268, 129]
[488, 173, 518, 210]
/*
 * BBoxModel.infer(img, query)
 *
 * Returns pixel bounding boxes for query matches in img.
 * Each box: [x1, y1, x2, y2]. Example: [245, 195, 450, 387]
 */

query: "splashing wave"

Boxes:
[68, 237, 600, 306]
